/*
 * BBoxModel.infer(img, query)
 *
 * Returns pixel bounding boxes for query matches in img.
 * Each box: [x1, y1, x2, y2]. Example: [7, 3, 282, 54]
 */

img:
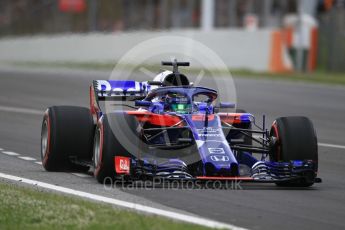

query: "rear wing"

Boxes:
[90, 80, 154, 122]
[92, 80, 152, 101]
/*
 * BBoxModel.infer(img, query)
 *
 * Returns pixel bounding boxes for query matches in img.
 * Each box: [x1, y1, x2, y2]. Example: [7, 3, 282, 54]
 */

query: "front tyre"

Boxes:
[41, 106, 94, 171]
[269, 116, 318, 187]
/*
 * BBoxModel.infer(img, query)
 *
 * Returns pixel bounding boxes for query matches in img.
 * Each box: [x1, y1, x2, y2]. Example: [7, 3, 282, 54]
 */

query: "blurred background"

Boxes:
[0, 0, 344, 73]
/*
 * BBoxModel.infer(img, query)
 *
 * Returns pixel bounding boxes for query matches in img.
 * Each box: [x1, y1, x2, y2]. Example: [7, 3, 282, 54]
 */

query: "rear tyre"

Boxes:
[269, 116, 318, 187]
[93, 113, 139, 184]
[41, 106, 94, 172]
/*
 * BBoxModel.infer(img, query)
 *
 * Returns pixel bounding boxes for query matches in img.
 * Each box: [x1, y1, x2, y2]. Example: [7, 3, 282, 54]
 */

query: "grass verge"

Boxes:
[231, 69, 345, 86]
[0, 182, 208, 230]
[7, 61, 345, 86]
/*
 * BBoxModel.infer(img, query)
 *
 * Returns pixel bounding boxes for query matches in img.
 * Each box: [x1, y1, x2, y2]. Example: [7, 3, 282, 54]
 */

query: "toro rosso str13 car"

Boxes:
[41, 60, 321, 187]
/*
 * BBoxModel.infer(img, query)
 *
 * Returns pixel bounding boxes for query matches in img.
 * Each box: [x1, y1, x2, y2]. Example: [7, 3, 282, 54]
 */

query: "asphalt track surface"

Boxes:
[0, 66, 345, 230]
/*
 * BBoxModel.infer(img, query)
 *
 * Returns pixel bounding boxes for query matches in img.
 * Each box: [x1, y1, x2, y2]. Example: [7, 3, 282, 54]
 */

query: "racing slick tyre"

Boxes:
[269, 116, 318, 187]
[93, 113, 139, 184]
[41, 106, 94, 172]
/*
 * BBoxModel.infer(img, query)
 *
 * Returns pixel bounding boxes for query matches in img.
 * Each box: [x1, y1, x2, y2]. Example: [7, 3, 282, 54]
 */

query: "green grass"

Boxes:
[231, 69, 345, 86]
[8, 60, 345, 86]
[0, 182, 208, 230]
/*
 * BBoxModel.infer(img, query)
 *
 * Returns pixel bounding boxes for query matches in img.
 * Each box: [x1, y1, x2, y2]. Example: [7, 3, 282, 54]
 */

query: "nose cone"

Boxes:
[184, 114, 239, 176]
[205, 162, 239, 176]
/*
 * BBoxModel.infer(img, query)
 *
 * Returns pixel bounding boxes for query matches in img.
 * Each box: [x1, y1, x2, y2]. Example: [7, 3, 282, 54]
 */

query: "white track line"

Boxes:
[18, 156, 36, 161]
[35, 161, 43, 165]
[71, 173, 92, 178]
[0, 105, 42, 116]
[2, 151, 20, 156]
[0, 148, 3, 151]
[0, 172, 245, 230]
[318, 143, 345, 150]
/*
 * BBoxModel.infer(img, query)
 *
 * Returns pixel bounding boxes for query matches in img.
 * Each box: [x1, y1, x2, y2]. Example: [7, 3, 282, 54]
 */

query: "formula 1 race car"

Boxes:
[41, 60, 321, 187]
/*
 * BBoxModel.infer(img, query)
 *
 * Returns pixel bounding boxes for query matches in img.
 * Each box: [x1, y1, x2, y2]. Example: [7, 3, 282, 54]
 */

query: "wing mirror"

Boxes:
[135, 100, 152, 107]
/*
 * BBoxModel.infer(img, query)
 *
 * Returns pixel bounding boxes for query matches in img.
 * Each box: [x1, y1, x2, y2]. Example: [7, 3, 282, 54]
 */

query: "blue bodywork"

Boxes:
[93, 80, 319, 183]
[143, 87, 241, 175]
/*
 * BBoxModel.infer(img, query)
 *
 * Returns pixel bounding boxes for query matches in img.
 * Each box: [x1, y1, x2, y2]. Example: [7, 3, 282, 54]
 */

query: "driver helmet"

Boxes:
[165, 93, 191, 114]
[153, 70, 172, 81]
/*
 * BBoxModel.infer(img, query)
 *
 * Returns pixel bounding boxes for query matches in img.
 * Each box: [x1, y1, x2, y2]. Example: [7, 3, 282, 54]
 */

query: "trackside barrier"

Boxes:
[0, 29, 306, 73]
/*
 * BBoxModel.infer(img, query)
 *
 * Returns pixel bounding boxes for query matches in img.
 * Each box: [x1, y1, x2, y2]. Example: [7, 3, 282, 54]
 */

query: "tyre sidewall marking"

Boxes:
[272, 121, 281, 161]
[94, 120, 104, 177]
[42, 109, 51, 166]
